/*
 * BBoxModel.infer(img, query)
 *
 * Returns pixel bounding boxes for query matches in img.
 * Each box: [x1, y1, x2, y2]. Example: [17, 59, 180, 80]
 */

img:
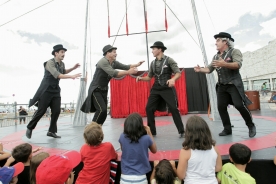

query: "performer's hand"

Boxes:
[0, 142, 3, 151]
[166, 79, 175, 87]
[137, 61, 145, 67]
[73, 63, 80, 70]
[212, 57, 225, 68]
[128, 67, 138, 75]
[136, 76, 142, 82]
[194, 64, 201, 72]
[72, 73, 82, 79]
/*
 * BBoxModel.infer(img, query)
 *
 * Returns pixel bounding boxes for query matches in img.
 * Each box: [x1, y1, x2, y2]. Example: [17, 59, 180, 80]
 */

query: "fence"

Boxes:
[0, 102, 76, 127]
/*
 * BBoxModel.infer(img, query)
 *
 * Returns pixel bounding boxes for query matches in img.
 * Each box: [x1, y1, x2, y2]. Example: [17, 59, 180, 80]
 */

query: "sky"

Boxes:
[0, 0, 276, 104]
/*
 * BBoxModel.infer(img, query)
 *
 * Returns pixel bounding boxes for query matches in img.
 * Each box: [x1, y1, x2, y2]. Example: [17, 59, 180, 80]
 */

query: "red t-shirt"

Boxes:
[76, 142, 117, 184]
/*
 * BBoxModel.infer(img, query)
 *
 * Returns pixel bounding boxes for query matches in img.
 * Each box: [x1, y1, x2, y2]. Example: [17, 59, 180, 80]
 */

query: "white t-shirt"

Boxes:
[184, 146, 218, 184]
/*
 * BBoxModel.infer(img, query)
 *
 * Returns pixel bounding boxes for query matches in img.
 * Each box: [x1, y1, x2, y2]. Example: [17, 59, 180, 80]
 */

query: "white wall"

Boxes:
[240, 39, 276, 90]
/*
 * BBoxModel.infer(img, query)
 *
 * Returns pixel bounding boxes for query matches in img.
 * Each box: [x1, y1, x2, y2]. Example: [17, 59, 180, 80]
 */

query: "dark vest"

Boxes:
[91, 67, 110, 88]
[214, 48, 241, 84]
[152, 57, 172, 86]
[29, 59, 65, 107]
[81, 59, 116, 113]
[42, 59, 65, 88]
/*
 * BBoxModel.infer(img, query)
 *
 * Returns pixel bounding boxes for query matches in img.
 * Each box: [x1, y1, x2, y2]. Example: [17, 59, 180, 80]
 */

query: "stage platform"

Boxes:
[1, 101, 276, 161]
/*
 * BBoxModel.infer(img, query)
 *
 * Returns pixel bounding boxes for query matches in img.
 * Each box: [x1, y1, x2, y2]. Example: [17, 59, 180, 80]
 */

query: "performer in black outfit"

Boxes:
[136, 41, 185, 138]
[194, 32, 256, 138]
[81, 44, 144, 125]
[26, 44, 81, 139]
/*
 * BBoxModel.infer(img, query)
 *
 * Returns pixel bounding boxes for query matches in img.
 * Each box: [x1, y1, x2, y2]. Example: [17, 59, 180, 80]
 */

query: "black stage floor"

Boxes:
[1, 102, 276, 161]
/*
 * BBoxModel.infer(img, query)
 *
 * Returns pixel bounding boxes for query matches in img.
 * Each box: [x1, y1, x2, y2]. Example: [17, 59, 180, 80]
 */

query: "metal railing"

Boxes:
[0, 102, 76, 127]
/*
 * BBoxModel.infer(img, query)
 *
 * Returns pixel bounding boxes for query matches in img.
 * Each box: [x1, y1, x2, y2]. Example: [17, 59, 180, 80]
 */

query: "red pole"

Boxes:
[126, 0, 129, 35]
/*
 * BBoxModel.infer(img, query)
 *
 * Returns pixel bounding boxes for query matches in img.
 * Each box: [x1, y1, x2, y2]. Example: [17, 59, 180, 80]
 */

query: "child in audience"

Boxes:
[150, 160, 181, 184]
[76, 122, 117, 184]
[0, 162, 24, 184]
[36, 150, 81, 184]
[119, 113, 157, 184]
[10, 143, 41, 184]
[177, 115, 222, 184]
[29, 152, 50, 184]
[217, 143, 256, 184]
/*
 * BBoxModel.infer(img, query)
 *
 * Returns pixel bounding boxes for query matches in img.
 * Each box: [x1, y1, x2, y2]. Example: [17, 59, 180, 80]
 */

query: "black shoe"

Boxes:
[179, 133, 184, 138]
[26, 129, 32, 139]
[249, 125, 256, 138]
[47, 132, 61, 138]
[219, 130, 232, 136]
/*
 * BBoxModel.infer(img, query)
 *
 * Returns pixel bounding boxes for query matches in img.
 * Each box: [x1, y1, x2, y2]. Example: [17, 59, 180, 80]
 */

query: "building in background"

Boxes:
[240, 39, 276, 91]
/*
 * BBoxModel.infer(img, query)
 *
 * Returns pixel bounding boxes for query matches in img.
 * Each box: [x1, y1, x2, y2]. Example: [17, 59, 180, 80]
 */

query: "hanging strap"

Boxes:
[144, 0, 148, 33]
[165, 0, 168, 31]
[107, 0, 110, 37]
[125, 0, 129, 35]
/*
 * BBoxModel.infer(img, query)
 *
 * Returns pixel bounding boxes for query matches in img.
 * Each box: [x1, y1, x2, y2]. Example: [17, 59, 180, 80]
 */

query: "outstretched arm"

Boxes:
[130, 61, 145, 68]
[194, 64, 211, 73]
[136, 75, 152, 82]
[116, 67, 138, 78]
[46, 61, 81, 79]
[65, 63, 80, 74]
[58, 73, 82, 79]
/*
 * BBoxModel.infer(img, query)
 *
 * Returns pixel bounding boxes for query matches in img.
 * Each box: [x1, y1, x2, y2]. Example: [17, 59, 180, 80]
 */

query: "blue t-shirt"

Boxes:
[119, 133, 153, 175]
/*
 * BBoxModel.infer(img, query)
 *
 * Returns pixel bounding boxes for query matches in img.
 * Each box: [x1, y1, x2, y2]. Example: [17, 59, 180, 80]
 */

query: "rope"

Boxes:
[161, 0, 199, 47]
[203, 0, 216, 32]
[164, 0, 168, 31]
[112, 0, 132, 46]
[144, 0, 148, 33]
[125, 0, 129, 35]
[0, 0, 54, 28]
[0, 0, 11, 7]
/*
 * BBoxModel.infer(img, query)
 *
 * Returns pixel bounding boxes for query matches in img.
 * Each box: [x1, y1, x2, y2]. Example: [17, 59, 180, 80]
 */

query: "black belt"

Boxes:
[218, 83, 233, 86]
[97, 86, 108, 91]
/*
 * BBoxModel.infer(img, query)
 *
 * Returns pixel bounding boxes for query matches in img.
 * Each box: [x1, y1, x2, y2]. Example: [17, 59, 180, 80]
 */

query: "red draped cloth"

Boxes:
[110, 69, 188, 118]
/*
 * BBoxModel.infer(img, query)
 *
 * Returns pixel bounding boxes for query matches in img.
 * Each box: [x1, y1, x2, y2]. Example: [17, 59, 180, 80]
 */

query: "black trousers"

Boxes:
[92, 89, 108, 125]
[19, 116, 26, 123]
[146, 86, 184, 135]
[217, 84, 254, 132]
[27, 91, 61, 133]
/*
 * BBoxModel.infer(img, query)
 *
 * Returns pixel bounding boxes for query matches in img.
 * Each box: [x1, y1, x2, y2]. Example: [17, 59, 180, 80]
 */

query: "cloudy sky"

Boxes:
[0, 0, 275, 104]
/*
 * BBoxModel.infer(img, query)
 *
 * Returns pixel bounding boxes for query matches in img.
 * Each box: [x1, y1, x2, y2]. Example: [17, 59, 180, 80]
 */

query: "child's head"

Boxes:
[12, 143, 32, 163]
[182, 116, 215, 150]
[229, 143, 251, 165]
[155, 160, 176, 184]
[124, 113, 147, 143]
[30, 152, 50, 184]
[36, 150, 81, 184]
[0, 162, 24, 184]
[83, 122, 104, 146]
